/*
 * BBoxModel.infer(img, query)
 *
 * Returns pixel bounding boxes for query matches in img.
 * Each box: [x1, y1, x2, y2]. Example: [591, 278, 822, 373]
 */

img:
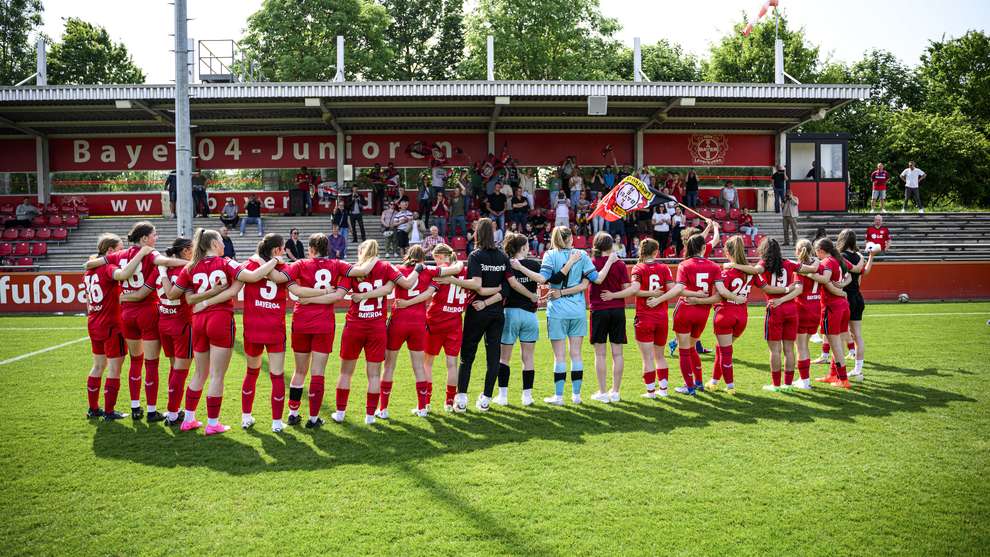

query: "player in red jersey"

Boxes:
[278, 233, 376, 428]
[791, 239, 823, 388]
[797, 238, 853, 389]
[624, 238, 679, 399]
[379, 245, 464, 419]
[84, 221, 185, 422]
[334, 239, 420, 425]
[671, 233, 722, 395]
[676, 220, 720, 356]
[83, 235, 150, 420]
[869, 163, 890, 212]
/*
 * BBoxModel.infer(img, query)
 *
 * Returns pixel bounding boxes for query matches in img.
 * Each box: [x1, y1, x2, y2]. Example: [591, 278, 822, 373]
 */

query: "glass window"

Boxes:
[790, 143, 816, 180]
[820, 143, 844, 179]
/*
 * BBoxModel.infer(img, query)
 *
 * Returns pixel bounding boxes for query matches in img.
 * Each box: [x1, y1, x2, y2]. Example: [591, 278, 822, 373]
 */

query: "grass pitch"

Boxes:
[0, 302, 988, 556]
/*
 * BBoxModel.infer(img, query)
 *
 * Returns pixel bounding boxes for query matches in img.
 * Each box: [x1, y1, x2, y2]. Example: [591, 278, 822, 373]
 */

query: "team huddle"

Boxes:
[82, 217, 873, 435]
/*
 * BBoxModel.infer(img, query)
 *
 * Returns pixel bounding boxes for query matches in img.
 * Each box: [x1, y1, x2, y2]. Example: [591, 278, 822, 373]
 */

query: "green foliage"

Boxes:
[47, 18, 144, 85]
[380, 0, 464, 80]
[0, 0, 43, 85]
[919, 30, 990, 130]
[614, 39, 702, 82]
[459, 0, 624, 80]
[703, 11, 821, 83]
[240, 0, 393, 81]
[849, 50, 924, 110]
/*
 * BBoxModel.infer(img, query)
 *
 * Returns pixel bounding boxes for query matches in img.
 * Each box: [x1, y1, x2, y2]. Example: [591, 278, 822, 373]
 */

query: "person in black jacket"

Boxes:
[239, 194, 264, 236]
[284, 228, 304, 261]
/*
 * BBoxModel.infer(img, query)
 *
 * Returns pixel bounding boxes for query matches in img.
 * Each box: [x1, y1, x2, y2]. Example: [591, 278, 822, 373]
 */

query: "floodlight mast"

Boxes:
[174, 0, 194, 238]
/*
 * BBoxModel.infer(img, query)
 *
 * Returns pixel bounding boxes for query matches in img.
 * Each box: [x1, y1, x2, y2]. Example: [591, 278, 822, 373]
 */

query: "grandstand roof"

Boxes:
[0, 81, 869, 137]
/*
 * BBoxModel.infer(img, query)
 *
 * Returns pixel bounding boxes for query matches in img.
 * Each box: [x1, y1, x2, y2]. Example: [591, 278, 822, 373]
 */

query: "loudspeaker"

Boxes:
[587, 95, 608, 115]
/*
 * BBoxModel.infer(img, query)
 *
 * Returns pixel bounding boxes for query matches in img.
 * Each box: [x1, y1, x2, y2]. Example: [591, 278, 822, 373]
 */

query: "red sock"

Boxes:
[771, 370, 782, 387]
[691, 348, 703, 385]
[426, 382, 434, 405]
[415, 380, 429, 410]
[784, 370, 795, 386]
[719, 345, 734, 385]
[86, 376, 101, 410]
[379, 380, 393, 411]
[309, 375, 325, 417]
[657, 368, 669, 387]
[184, 387, 202, 413]
[167, 368, 189, 413]
[823, 342, 830, 355]
[103, 377, 120, 413]
[143, 358, 159, 407]
[270, 373, 285, 420]
[643, 370, 657, 391]
[678, 349, 694, 387]
[829, 359, 838, 378]
[445, 384, 457, 405]
[241, 367, 260, 414]
[712, 346, 723, 381]
[366, 391, 380, 417]
[335, 387, 350, 412]
[836, 365, 848, 381]
[206, 396, 222, 420]
[798, 359, 811, 381]
[127, 356, 143, 403]
[847, 341, 855, 351]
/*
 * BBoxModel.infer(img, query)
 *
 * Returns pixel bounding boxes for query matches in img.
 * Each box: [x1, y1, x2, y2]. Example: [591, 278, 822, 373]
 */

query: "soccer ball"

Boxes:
[898, 293, 910, 303]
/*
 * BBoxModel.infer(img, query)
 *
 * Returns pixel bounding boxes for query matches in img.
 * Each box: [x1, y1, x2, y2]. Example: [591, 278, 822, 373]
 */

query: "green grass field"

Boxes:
[1, 302, 988, 556]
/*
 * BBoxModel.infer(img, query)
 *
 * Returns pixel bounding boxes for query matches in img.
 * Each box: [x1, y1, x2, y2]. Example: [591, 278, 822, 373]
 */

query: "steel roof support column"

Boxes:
[174, 0, 194, 237]
[634, 129, 644, 171]
[337, 130, 346, 191]
[34, 136, 49, 204]
[775, 130, 786, 170]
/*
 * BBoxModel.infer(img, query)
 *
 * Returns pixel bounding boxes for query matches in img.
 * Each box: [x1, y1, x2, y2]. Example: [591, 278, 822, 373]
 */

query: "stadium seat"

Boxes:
[450, 236, 467, 251]
[0, 204, 13, 215]
[728, 208, 741, 221]
[18, 228, 35, 240]
[746, 247, 758, 258]
[13, 242, 29, 256]
[743, 235, 753, 248]
[59, 203, 77, 215]
[689, 218, 702, 228]
[457, 250, 468, 261]
[47, 215, 63, 227]
[572, 235, 588, 249]
[52, 228, 68, 241]
[2, 228, 18, 240]
[713, 208, 727, 221]
[64, 215, 80, 228]
[30, 215, 46, 227]
[13, 256, 33, 269]
[30, 243, 47, 257]
[34, 228, 51, 241]
[0, 243, 11, 257]
[467, 210, 480, 223]
[722, 220, 737, 233]
[44, 203, 59, 215]
[754, 234, 766, 247]
[663, 246, 677, 258]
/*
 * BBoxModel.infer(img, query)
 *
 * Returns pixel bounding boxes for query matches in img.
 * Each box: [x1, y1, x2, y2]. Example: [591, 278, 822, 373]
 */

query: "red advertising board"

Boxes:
[494, 133, 634, 166]
[644, 134, 775, 167]
[0, 139, 35, 172]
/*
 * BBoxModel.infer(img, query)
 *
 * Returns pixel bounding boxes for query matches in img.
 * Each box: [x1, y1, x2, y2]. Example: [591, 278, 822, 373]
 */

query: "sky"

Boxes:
[37, 0, 990, 84]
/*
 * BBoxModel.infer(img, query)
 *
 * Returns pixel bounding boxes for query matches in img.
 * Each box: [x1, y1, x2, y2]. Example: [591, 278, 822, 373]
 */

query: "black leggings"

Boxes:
[457, 308, 505, 396]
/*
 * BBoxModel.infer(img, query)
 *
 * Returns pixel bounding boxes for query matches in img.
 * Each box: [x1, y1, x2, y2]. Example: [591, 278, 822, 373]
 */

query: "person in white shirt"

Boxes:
[554, 191, 571, 228]
[899, 161, 926, 213]
[719, 181, 739, 211]
[651, 205, 671, 255]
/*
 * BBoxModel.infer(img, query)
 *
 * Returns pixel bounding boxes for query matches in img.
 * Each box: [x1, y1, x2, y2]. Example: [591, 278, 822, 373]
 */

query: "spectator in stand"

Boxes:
[591, 168, 605, 196]
[670, 173, 685, 202]
[899, 161, 926, 213]
[220, 226, 235, 258]
[6, 197, 39, 228]
[381, 201, 399, 257]
[519, 168, 536, 207]
[671, 206, 685, 256]
[510, 188, 529, 229]
[865, 214, 892, 253]
[294, 166, 313, 216]
[394, 197, 415, 257]
[348, 193, 366, 243]
[417, 173, 432, 226]
[553, 191, 570, 229]
[771, 165, 788, 213]
[568, 166, 584, 208]
[191, 170, 208, 217]
[685, 169, 700, 208]
[603, 163, 617, 190]
[329, 223, 347, 259]
[409, 217, 426, 249]
[614, 235, 627, 258]
[331, 200, 349, 240]
[449, 187, 467, 237]
[164, 170, 177, 218]
[385, 162, 401, 206]
[525, 222, 541, 254]
[485, 187, 507, 230]
[368, 162, 385, 213]
[575, 190, 592, 236]
[782, 191, 800, 245]
[465, 219, 478, 252]
[239, 194, 264, 236]
[719, 181, 740, 211]
[432, 192, 450, 237]
[219, 198, 240, 230]
[651, 204, 671, 255]
[870, 162, 890, 213]
[637, 167, 653, 188]
[285, 228, 304, 261]
[738, 208, 757, 242]
[422, 225, 445, 253]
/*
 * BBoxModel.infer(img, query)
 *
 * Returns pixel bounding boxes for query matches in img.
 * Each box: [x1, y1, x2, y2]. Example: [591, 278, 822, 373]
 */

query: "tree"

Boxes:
[379, 0, 463, 80]
[239, 0, 393, 81]
[920, 31, 990, 129]
[47, 18, 145, 85]
[613, 39, 701, 82]
[459, 0, 624, 80]
[703, 11, 821, 83]
[0, 0, 43, 85]
[849, 50, 924, 110]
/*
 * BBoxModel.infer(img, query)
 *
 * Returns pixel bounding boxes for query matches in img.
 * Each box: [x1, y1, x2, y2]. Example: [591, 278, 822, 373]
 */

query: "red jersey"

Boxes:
[718, 267, 752, 306]
[870, 170, 889, 191]
[817, 256, 846, 307]
[84, 263, 122, 335]
[793, 259, 822, 306]
[156, 265, 190, 335]
[241, 258, 289, 343]
[340, 260, 402, 323]
[589, 256, 630, 311]
[866, 226, 890, 250]
[427, 267, 469, 329]
[676, 257, 722, 297]
[103, 245, 159, 309]
[284, 258, 352, 334]
[173, 256, 240, 314]
[753, 259, 800, 301]
[631, 261, 674, 318]
[389, 264, 439, 324]
[295, 172, 312, 191]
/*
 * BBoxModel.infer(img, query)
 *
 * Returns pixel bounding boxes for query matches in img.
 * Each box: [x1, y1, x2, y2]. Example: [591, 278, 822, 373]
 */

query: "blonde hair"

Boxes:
[724, 235, 748, 265]
[550, 226, 572, 251]
[403, 244, 426, 266]
[187, 228, 220, 269]
[96, 233, 122, 256]
[357, 239, 379, 264]
[795, 239, 814, 264]
[431, 242, 453, 261]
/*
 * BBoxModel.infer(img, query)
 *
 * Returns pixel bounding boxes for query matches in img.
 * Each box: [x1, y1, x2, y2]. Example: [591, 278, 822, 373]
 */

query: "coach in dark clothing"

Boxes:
[684, 170, 700, 208]
[220, 226, 236, 258]
[285, 228, 304, 261]
[164, 171, 177, 217]
[771, 165, 788, 213]
[192, 171, 209, 217]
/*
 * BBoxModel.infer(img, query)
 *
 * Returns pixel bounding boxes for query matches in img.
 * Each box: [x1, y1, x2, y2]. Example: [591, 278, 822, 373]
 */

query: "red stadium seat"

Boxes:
[722, 220, 737, 233]
[754, 234, 766, 247]
[30, 215, 46, 227]
[34, 228, 51, 241]
[729, 208, 741, 221]
[13, 256, 33, 269]
[663, 246, 677, 258]
[59, 203, 77, 215]
[743, 235, 753, 248]
[30, 242, 47, 257]
[0, 204, 13, 215]
[18, 228, 35, 240]
[572, 235, 588, 249]
[466, 210, 480, 223]
[64, 215, 80, 228]
[44, 203, 59, 215]
[2, 228, 18, 240]
[0, 243, 11, 257]
[47, 215, 63, 227]
[457, 250, 468, 261]
[746, 247, 758, 258]
[52, 228, 68, 241]
[450, 236, 467, 251]
[13, 242, 29, 256]
[689, 218, 702, 228]
[713, 208, 727, 221]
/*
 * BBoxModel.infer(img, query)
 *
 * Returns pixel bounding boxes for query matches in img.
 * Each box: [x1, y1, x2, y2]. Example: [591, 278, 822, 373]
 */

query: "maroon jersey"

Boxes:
[340, 260, 402, 323]
[173, 256, 240, 314]
[156, 265, 190, 335]
[817, 256, 845, 307]
[866, 226, 890, 250]
[389, 264, 438, 325]
[718, 267, 753, 306]
[427, 267, 469, 329]
[284, 258, 352, 334]
[84, 263, 122, 336]
[103, 245, 158, 309]
[589, 256, 630, 311]
[241, 258, 289, 343]
[753, 259, 800, 302]
[631, 261, 673, 318]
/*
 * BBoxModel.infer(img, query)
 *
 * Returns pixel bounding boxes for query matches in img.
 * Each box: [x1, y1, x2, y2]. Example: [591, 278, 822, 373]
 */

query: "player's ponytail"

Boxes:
[308, 233, 329, 257]
[550, 226, 572, 251]
[591, 231, 613, 258]
[836, 229, 858, 253]
[502, 232, 528, 258]
[759, 237, 783, 277]
[187, 227, 220, 270]
[684, 234, 706, 259]
[256, 233, 285, 261]
[96, 233, 122, 256]
[638, 237, 659, 264]
[724, 235, 747, 266]
[357, 239, 379, 265]
[814, 238, 846, 274]
[403, 244, 426, 266]
[475, 218, 496, 250]
[795, 239, 814, 264]
[127, 221, 156, 244]
[166, 236, 192, 258]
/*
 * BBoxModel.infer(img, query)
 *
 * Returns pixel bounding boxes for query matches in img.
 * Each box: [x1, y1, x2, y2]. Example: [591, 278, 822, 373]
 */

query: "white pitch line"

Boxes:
[0, 337, 89, 366]
[0, 327, 87, 331]
[864, 312, 989, 318]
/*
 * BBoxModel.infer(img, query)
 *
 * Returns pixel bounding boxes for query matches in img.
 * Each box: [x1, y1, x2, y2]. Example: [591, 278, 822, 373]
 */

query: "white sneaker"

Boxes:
[411, 407, 428, 417]
[674, 386, 692, 394]
[271, 420, 284, 433]
[641, 391, 657, 399]
[657, 389, 669, 398]
[331, 410, 346, 423]
[608, 391, 620, 403]
[374, 408, 390, 420]
[811, 354, 830, 364]
[493, 394, 508, 406]
[590, 391, 610, 403]
[571, 393, 582, 405]
[544, 395, 564, 406]
[453, 393, 468, 413]
[848, 371, 865, 382]
[364, 414, 376, 425]
[521, 391, 534, 406]
[239, 232, 244, 237]
[810, 333, 823, 344]
[241, 414, 255, 429]
[793, 379, 812, 390]
[476, 395, 491, 412]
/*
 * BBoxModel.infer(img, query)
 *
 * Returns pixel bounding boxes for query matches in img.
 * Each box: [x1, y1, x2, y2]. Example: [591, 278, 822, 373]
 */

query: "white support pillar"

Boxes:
[776, 131, 787, 170]
[633, 37, 642, 82]
[336, 130, 346, 189]
[334, 36, 345, 82]
[486, 35, 495, 81]
[774, 39, 785, 85]
[34, 136, 50, 204]
[634, 129, 644, 171]
[36, 38, 46, 86]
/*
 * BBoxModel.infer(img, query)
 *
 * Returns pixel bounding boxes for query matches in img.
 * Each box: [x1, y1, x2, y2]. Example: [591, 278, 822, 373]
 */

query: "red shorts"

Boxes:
[339, 321, 386, 362]
[713, 304, 748, 337]
[797, 302, 821, 335]
[291, 329, 334, 354]
[425, 323, 463, 357]
[764, 302, 798, 342]
[160, 323, 193, 359]
[672, 301, 711, 338]
[244, 339, 286, 357]
[633, 316, 668, 346]
[120, 305, 159, 341]
[386, 318, 425, 352]
[821, 302, 850, 336]
[90, 328, 126, 358]
[191, 311, 235, 353]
